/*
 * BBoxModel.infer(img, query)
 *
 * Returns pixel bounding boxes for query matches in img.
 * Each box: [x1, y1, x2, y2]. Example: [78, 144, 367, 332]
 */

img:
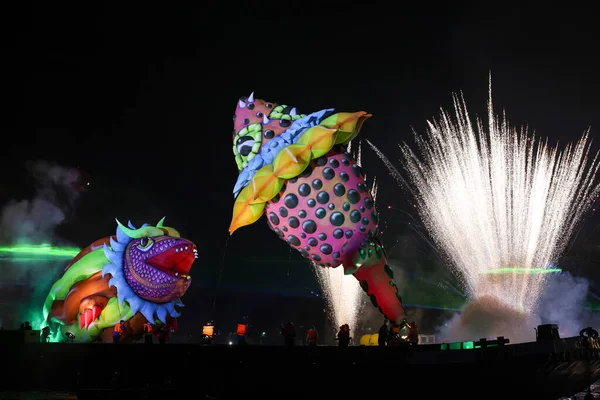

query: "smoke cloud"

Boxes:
[0, 160, 83, 329]
[434, 272, 599, 344]
[0, 160, 82, 244]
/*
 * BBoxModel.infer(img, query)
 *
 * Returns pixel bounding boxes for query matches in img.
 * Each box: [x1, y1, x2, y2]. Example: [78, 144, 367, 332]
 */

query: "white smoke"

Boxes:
[437, 271, 599, 343]
[0, 160, 82, 244]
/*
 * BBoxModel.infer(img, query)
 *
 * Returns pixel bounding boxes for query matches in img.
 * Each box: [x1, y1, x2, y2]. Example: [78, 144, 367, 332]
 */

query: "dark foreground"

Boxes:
[2, 337, 600, 400]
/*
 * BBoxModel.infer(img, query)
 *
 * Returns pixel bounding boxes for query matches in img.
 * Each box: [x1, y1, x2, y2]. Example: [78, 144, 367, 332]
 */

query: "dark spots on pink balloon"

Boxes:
[320, 243, 333, 255]
[345, 230, 353, 239]
[315, 157, 327, 167]
[274, 228, 284, 238]
[347, 189, 360, 204]
[343, 152, 352, 160]
[312, 254, 321, 262]
[312, 179, 323, 190]
[287, 235, 301, 246]
[282, 226, 288, 232]
[284, 193, 298, 208]
[304, 245, 310, 251]
[339, 172, 349, 182]
[364, 198, 373, 210]
[334, 183, 346, 196]
[362, 217, 369, 225]
[328, 203, 335, 210]
[298, 210, 307, 218]
[300, 249, 309, 258]
[333, 229, 343, 239]
[371, 211, 378, 224]
[343, 202, 350, 211]
[302, 220, 317, 234]
[359, 226, 366, 232]
[360, 206, 365, 212]
[300, 165, 313, 178]
[357, 183, 367, 193]
[350, 210, 361, 223]
[300, 233, 306, 239]
[308, 237, 318, 247]
[266, 103, 272, 108]
[307, 199, 316, 208]
[271, 193, 281, 203]
[322, 167, 335, 180]
[243, 118, 250, 125]
[315, 208, 326, 219]
[352, 164, 361, 177]
[329, 159, 339, 168]
[279, 207, 288, 217]
[298, 184, 311, 197]
[264, 129, 275, 139]
[318, 232, 327, 241]
[247, 103, 255, 110]
[256, 112, 263, 118]
[232, 115, 236, 121]
[289, 177, 298, 184]
[279, 119, 291, 128]
[317, 191, 329, 204]
[289, 217, 300, 228]
[333, 252, 340, 258]
[341, 158, 349, 166]
[269, 212, 280, 225]
[330, 212, 345, 226]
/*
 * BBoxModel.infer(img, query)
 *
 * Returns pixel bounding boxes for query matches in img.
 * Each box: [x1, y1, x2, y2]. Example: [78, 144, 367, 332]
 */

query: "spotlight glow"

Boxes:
[370, 81, 600, 312]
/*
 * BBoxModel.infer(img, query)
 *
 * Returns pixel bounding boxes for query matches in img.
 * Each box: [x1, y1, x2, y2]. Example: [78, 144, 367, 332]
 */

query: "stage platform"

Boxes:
[2, 335, 599, 399]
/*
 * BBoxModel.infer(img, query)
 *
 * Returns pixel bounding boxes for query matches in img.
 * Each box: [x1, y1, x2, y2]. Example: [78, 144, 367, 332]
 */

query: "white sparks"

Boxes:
[312, 263, 363, 333]
[372, 84, 600, 312]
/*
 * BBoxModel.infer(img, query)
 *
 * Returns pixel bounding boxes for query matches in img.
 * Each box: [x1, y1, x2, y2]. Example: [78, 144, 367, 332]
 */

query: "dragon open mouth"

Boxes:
[146, 244, 197, 280]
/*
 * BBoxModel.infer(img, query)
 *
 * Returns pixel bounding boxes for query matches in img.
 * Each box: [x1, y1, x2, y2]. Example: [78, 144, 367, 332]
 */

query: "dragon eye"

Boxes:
[137, 237, 154, 251]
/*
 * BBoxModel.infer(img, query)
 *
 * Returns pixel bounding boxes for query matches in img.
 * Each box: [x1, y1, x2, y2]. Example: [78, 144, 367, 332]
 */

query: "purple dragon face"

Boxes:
[123, 235, 197, 303]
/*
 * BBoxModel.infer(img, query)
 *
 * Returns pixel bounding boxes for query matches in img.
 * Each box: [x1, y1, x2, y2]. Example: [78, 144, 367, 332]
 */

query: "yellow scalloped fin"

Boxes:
[229, 185, 266, 234]
[272, 144, 312, 180]
[320, 112, 372, 144]
[296, 126, 338, 159]
[250, 164, 285, 203]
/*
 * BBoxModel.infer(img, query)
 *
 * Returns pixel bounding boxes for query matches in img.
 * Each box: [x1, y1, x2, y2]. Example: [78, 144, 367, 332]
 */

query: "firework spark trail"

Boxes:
[312, 262, 363, 334]
[371, 82, 600, 312]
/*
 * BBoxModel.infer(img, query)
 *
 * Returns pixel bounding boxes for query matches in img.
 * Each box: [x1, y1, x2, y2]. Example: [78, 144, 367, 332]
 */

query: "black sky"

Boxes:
[4, 4, 600, 292]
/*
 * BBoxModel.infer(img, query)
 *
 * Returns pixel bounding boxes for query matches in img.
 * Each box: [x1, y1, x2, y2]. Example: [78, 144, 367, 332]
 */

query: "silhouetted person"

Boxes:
[41, 326, 51, 343]
[378, 319, 388, 346]
[22, 321, 32, 330]
[282, 321, 296, 346]
[408, 321, 419, 344]
[113, 320, 125, 343]
[337, 324, 350, 346]
[143, 322, 154, 344]
[156, 323, 168, 344]
[306, 325, 318, 346]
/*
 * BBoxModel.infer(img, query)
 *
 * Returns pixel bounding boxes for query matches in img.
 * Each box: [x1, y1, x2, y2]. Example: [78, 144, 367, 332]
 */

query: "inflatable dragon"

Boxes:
[42, 218, 197, 343]
[229, 93, 406, 323]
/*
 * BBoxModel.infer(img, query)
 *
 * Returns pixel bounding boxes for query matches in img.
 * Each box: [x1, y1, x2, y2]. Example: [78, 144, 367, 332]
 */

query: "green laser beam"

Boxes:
[0, 244, 80, 258]
[481, 268, 562, 275]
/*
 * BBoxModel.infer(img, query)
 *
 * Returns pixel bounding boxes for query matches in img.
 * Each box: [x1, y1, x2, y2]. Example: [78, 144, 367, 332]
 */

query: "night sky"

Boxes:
[4, 4, 600, 330]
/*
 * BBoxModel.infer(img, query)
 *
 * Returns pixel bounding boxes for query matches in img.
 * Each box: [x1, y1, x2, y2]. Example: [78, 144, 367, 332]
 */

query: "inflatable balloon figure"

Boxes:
[42, 218, 197, 343]
[230, 93, 406, 323]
